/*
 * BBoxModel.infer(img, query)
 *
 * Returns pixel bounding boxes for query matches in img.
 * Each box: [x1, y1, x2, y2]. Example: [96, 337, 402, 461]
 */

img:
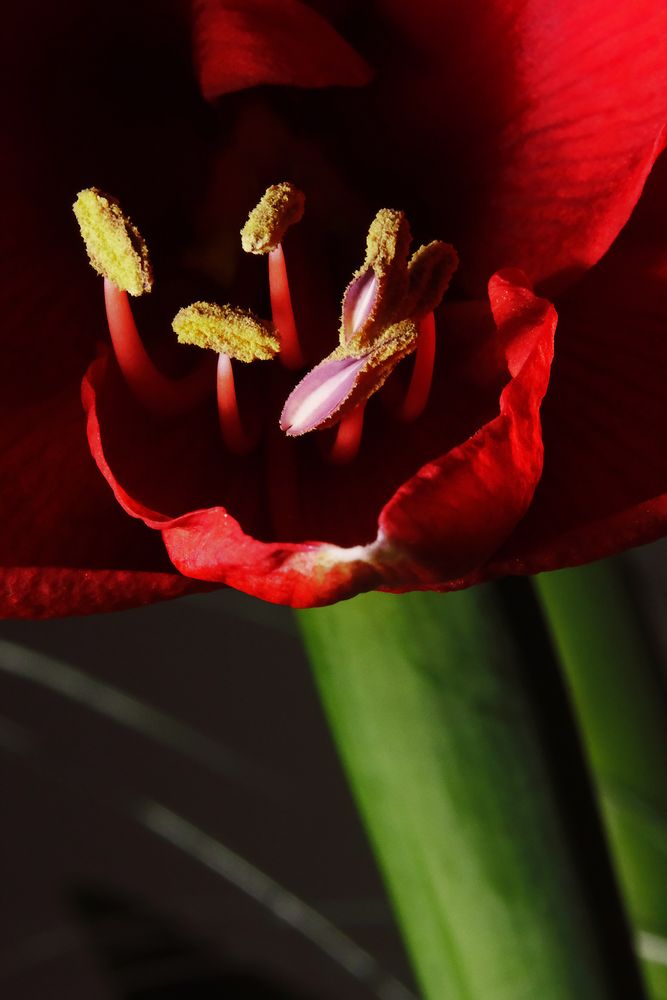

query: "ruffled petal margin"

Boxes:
[83, 270, 556, 607]
[483, 234, 667, 575]
[1, 568, 206, 620]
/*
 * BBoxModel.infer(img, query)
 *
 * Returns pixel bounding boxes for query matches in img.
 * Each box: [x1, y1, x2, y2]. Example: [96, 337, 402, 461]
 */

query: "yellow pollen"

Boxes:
[333, 319, 418, 367]
[73, 187, 152, 296]
[406, 241, 459, 316]
[172, 302, 280, 362]
[241, 182, 305, 254]
[369, 319, 420, 366]
[340, 208, 412, 346]
[321, 319, 420, 417]
[364, 209, 411, 279]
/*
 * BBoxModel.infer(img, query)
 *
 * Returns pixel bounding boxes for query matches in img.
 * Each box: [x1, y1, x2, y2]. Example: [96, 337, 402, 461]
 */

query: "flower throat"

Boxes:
[73, 184, 458, 462]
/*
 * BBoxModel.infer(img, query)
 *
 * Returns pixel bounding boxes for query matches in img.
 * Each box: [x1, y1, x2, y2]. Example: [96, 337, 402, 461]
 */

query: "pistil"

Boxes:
[241, 183, 306, 370]
[74, 188, 210, 418]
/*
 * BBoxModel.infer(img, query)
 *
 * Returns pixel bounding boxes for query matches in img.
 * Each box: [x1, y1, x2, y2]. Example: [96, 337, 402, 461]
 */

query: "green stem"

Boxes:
[297, 586, 623, 1000]
[535, 561, 667, 999]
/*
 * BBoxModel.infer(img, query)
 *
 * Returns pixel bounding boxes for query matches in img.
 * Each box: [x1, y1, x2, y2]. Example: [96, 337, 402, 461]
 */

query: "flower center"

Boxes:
[73, 184, 457, 462]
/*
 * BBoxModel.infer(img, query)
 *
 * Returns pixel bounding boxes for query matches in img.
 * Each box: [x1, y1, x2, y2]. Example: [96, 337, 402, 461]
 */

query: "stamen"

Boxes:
[104, 280, 211, 417]
[241, 182, 306, 370]
[216, 353, 257, 455]
[329, 403, 366, 465]
[172, 301, 277, 454]
[396, 312, 437, 423]
[75, 189, 210, 417]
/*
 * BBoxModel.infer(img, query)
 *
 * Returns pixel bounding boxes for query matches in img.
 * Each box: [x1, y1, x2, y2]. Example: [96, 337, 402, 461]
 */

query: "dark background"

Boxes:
[0, 585, 415, 999]
[0, 543, 664, 999]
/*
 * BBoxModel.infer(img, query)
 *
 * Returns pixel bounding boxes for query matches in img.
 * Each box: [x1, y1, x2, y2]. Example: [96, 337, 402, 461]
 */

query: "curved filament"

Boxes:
[397, 312, 436, 423]
[217, 353, 258, 455]
[104, 280, 212, 418]
[268, 245, 305, 370]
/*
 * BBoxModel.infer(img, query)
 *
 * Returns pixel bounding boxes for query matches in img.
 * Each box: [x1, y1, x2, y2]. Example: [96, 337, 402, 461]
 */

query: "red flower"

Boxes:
[2, 0, 666, 615]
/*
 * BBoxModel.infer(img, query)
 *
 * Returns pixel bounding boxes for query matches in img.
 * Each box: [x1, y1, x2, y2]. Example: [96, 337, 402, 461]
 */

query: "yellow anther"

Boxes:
[363, 209, 411, 279]
[73, 188, 152, 296]
[405, 241, 459, 317]
[366, 319, 420, 366]
[340, 209, 412, 346]
[241, 182, 305, 254]
[332, 319, 419, 367]
[172, 302, 279, 362]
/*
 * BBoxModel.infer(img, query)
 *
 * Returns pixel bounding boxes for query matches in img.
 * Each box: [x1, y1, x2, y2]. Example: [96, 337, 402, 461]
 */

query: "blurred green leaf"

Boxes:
[297, 586, 623, 1000]
[536, 561, 667, 999]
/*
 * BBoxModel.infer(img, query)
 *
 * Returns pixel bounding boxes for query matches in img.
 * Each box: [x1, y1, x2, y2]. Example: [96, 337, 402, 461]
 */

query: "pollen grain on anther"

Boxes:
[172, 302, 279, 362]
[241, 181, 305, 255]
[73, 187, 152, 296]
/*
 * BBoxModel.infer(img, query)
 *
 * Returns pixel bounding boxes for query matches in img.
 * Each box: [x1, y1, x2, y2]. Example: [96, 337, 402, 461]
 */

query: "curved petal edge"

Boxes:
[83, 270, 556, 607]
[192, 0, 373, 101]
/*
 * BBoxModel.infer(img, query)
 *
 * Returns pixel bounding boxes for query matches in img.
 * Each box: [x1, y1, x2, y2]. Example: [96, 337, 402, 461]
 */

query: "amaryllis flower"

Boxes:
[2, 0, 666, 616]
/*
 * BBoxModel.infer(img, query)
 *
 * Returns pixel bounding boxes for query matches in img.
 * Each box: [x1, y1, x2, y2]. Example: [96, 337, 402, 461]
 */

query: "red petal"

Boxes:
[485, 224, 667, 574]
[84, 354, 385, 606]
[0, 170, 200, 616]
[377, 0, 667, 293]
[192, 0, 372, 101]
[378, 271, 556, 579]
[1, 568, 204, 620]
[0, 4, 220, 616]
[84, 273, 555, 606]
[0, 382, 205, 619]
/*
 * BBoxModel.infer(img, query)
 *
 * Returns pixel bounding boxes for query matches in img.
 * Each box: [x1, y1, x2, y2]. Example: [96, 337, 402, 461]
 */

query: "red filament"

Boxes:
[329, 402, 366, 465]
[104, 280, 211, 417]
[397, 312, 436, 423]
[217, 353, 257, 455]
[268, 245, 305, 370]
